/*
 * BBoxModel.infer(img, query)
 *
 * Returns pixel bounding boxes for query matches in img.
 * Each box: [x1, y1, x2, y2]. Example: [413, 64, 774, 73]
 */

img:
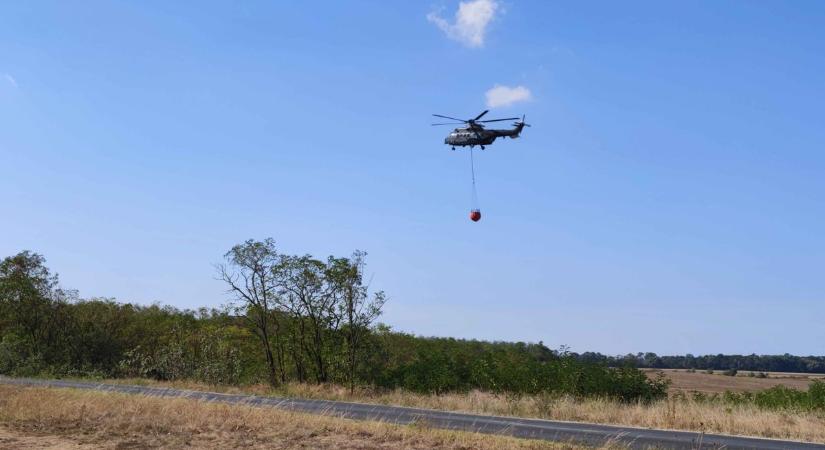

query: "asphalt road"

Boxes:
[2, 376, 823, 449]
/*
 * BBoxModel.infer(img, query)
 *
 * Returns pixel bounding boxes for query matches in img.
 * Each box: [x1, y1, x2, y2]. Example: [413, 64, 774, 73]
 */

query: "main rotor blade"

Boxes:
[433, 114, 467, 122]
[473, 110, 489, 121]
[431, 122, 463, 126]
[478, 117, 521, 123]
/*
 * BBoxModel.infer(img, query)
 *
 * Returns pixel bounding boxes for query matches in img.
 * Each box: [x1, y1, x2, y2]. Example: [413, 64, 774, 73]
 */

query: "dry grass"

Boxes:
[101, 378, 825, 444]
[0, 386, 589, 450]
[644, 369, 824, 393]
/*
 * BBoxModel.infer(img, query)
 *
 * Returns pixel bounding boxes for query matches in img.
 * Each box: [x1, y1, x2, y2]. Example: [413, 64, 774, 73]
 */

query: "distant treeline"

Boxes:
[574, 352, 825, 374]
[0, 247, 668, 403]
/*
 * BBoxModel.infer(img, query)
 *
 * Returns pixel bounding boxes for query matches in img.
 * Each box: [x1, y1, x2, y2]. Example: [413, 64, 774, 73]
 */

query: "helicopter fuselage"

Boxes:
[444, 123, 525, 149]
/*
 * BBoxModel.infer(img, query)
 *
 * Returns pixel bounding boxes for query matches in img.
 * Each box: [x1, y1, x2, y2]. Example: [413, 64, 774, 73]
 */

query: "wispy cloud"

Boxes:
[427, 0, 500, 48]
[4, 74, 18, 88]
[485, 85, 532, 108]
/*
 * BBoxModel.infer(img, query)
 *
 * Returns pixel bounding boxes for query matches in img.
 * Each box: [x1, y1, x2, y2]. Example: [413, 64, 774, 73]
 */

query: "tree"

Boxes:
[0, 251, 74, 359]
[327, 251, 386, 393]
[274, 254, 339, 383]
[217, 239, 284, 386]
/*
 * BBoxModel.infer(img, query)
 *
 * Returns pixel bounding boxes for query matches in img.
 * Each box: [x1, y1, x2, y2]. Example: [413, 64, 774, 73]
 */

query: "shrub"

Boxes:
[806, 380, 825, 410]
[746, 382, 825, 412]
[0, 334, 28, 374]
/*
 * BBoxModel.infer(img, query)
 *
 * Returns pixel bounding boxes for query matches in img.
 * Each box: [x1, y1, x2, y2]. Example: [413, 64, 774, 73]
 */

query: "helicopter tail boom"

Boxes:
[493, 116, 530, 139]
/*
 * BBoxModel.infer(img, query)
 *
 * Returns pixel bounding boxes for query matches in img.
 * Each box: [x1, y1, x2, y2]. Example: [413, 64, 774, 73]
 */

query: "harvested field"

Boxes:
[644, 369, 825, 393]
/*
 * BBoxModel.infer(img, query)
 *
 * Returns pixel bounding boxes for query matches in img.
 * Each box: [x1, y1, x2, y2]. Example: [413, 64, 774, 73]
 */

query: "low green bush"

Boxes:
[752, 381, 825, 412]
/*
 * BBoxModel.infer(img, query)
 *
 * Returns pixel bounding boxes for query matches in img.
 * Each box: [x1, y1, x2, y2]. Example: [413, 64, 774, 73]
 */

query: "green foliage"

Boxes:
[810, 380, 825, 409]
[115, 320, 250, 385]
[752, 382, 825, 412]
[0, 333, 47, 376]
[372, 334, 669, 402]
[0, 333, 27, 374]
[686, 381, 825, 413]
[0, 250, 669, 402]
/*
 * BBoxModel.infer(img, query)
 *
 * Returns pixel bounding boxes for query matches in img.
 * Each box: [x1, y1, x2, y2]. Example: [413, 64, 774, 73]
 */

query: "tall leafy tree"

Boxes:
[327, 251, 385, 393]
[0, 251, 71, 359]
[217, 239, 285, 386]
[274, 254, 339, 383]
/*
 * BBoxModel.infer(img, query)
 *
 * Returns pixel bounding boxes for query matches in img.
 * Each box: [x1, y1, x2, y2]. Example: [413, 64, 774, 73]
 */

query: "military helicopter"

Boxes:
[432, 110, 530, 150]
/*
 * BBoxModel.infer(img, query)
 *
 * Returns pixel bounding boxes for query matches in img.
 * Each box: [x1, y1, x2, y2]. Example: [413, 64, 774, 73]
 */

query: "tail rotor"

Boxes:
[513, 115, 531, 128]
[510, 115, 531, 138]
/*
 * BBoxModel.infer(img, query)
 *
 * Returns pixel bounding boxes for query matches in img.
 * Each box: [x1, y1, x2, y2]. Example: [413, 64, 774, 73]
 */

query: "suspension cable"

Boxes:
[469, 147, 479, 210]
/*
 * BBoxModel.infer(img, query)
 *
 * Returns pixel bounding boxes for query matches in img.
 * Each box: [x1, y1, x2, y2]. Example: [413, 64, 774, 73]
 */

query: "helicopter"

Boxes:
[432, 110, 530, 150]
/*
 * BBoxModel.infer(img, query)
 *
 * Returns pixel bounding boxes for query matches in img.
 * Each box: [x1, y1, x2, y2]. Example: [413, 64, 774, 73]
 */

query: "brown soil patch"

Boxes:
[0, 426, 102, 449]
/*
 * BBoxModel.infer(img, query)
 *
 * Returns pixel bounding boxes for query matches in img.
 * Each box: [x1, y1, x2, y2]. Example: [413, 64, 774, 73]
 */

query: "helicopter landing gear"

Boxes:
[481, 145, 485, 150]
[451, 146, 456, 151]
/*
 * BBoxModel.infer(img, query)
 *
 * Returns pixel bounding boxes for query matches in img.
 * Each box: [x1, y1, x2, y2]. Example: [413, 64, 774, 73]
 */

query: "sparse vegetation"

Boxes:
[0, 386, 584, 449]
[20, 379, 825, 444]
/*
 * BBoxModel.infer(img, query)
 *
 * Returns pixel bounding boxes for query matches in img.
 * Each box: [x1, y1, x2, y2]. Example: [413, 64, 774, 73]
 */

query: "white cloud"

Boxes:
[4, 74, 18, 88]
[427, 0, 499, 48]
[485, 85, 532, 108]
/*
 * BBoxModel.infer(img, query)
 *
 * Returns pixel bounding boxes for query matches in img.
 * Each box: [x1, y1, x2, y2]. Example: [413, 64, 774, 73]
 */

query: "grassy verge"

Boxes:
[88, 378, 825, 443]
[0, 386, 596, 450]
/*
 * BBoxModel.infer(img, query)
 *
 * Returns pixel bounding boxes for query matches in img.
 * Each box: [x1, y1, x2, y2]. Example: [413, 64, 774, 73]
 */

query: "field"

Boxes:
[645, 369, 825, 393]
[0, 386, 584, 450]
[3, 378, 825, 449]
[92, 377, 825, 444]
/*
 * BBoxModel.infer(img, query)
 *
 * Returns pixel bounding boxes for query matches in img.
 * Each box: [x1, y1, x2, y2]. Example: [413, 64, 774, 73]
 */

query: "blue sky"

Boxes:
[2, 1, 824, 355]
